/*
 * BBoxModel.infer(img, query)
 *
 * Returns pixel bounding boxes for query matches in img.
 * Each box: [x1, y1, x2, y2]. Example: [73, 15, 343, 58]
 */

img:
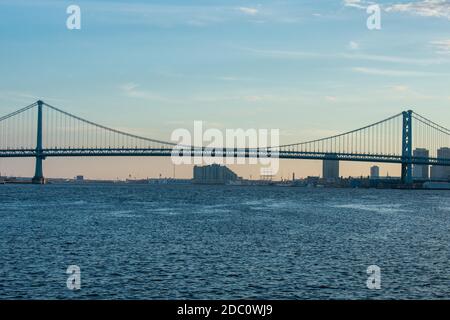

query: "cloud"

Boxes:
[325, 96, 338, 102]
[243, 47, 447, 65]
[0, 90, 68, 105]
[348, 41, 360, 50]
[119, 83, 179, 103]
[352, 67, 444, 77]
[390, 85, 409, 92]
[343, 0, 367, 9]
[340, 53, 444, 65]
[345, 0, 450, 20]
[243, 47, 325, 59]
[385, 0, 450, 19]
[386, 85, 437, 100]
[151, 71, 260, 83]
[430, 39, 450, 54]
[237, 7, 259, 15]
[216, 76, 240, 81]
[120, 82, 139, 92]
[0, 91, 40, 104]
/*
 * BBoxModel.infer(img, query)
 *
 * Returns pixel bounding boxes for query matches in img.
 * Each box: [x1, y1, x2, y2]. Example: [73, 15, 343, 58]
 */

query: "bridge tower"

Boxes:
[32, 100, 45, 184]
[401, 110, 413, 185]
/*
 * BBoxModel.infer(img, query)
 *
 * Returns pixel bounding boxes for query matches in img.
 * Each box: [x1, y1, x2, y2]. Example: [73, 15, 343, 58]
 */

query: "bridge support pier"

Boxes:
[32, 156, 45, 184]
[401, 110, 413, 186]
[32, 100, 45, 184]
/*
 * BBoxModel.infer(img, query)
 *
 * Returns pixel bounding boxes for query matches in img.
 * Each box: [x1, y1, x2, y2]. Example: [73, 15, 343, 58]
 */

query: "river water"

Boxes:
[0, 184, 448, 299]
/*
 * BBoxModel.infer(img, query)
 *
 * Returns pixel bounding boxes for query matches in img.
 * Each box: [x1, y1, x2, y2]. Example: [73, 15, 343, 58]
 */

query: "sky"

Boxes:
[0, 0, 450, 179]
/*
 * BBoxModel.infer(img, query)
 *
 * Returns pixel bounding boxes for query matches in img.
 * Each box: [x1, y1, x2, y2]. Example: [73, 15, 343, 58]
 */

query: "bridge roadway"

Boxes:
[1, 147, 450, 166]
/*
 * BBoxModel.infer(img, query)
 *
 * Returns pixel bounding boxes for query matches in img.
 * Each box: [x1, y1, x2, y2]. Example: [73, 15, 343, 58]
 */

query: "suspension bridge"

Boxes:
[1, 100, 450, 184]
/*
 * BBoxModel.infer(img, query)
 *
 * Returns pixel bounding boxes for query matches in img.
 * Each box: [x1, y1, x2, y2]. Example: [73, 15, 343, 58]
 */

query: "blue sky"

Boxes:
[1, 0, 450, 178]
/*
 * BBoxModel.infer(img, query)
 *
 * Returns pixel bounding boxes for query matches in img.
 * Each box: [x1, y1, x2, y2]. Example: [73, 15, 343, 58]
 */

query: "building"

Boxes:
[412, 148, 429, 180]
[370, 166, 380, 179]
[430, 166, 439, 180]
[323, 155, 339, 181]
[193, 164, 239, 184]
[431, 165, 450, 181]
[431, 147, 450, 181]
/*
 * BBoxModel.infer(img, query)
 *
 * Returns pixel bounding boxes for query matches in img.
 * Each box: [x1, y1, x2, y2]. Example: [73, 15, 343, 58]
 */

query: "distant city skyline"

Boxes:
[1, 0, 450, 179]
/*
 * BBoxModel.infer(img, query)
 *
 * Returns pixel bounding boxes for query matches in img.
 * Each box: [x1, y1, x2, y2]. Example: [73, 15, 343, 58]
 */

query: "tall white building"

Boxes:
[412, 148, 429, 180]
